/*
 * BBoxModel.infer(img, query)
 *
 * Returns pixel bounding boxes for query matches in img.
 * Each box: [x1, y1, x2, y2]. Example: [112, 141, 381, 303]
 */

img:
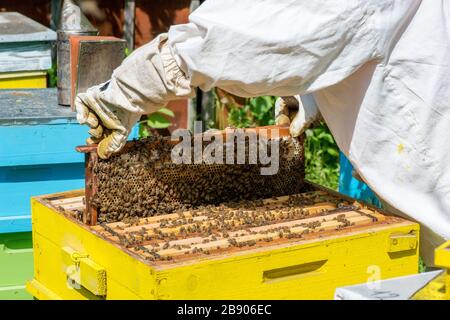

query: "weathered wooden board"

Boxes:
[0, 12, 56, 73]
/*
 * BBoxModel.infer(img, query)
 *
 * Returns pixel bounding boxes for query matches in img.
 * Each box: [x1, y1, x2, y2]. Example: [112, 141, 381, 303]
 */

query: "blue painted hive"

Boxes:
[0, 88, 139, 299]
[0, 88, 89, 233]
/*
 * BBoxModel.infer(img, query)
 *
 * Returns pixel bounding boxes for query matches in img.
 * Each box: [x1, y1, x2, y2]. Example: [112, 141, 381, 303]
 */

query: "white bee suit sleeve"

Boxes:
[98, 33, 194, 116]
[168, 0, 379, 97]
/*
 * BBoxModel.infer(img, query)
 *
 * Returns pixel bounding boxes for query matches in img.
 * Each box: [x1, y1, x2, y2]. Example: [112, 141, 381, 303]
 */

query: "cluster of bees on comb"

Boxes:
[92, 134, 305, 223]
[92, 191, 382, 263]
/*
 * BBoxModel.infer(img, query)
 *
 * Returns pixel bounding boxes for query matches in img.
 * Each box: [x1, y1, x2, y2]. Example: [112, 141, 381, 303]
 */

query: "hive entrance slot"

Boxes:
[263, 259, 328, 283]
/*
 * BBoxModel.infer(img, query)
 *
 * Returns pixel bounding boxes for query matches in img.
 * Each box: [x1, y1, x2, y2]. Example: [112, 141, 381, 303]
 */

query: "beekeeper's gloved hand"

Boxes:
[75, 34, 193, 159]
[75, 83, 141, 159]
[275, 94, 322, 137]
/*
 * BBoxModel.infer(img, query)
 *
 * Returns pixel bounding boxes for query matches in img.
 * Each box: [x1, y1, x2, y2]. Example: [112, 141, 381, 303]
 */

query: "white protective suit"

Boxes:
[76, 0, 450, 262]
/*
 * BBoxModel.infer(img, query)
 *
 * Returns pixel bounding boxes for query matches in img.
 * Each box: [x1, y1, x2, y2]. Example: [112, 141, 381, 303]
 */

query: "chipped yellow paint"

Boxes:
[397, 143, 405, 154]
[27, 194, 420, 300]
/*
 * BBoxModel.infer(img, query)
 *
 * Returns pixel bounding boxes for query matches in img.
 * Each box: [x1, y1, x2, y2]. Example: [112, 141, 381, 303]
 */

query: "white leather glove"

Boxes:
[75, 83, 141, 159]
[275, 94, 322, 137]
[75, 33, 194, 159]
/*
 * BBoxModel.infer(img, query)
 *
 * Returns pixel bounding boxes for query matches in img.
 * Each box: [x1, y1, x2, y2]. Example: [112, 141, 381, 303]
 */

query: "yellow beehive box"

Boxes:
[0, 12, 55, 90]
[26, 188, 419, 300]
[0, 71, 47, 89]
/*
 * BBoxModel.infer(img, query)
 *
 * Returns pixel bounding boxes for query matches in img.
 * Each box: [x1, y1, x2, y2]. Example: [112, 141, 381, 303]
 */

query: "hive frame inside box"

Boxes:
[76, 125, 294, 225]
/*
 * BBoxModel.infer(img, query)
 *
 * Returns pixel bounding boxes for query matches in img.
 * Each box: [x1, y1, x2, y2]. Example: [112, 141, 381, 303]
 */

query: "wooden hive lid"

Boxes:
[0, 12, 56, 43]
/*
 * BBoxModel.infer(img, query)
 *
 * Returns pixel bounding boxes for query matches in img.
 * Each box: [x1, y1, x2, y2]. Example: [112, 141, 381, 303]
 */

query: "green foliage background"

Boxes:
[139, 107, 175, 138]
[228, 96, 276, 128]
[304, 122, 340, 190]
[47, 64, 57, 88]
[227, 96, 340, 190]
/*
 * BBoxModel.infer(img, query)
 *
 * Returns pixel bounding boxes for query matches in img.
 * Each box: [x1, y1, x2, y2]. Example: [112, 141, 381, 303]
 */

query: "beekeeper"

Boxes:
[75, 0, 450, 264]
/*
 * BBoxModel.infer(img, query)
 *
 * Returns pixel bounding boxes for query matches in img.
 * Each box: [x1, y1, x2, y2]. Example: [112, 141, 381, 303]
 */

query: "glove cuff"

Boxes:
[97, 34, 195, 117]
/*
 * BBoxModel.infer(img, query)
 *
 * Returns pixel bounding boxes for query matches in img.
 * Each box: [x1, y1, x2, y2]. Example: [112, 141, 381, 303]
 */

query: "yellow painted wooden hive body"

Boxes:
[27, 185, 419, 300]
[0, 71, 47, 89]
[412, 240, 450, 300]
